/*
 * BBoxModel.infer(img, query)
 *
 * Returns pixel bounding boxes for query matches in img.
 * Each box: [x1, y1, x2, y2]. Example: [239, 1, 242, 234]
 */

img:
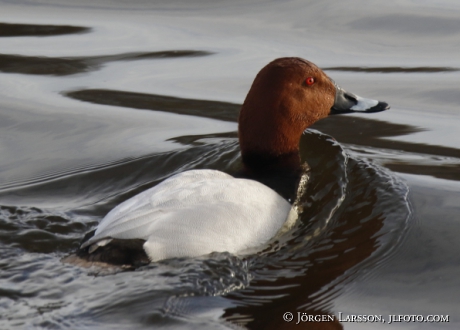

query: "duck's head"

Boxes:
[238, 57, 389, 167]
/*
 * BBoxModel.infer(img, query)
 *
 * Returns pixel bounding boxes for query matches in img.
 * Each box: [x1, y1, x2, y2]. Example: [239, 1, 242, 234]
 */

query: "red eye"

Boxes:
[305, 77, 315, 85]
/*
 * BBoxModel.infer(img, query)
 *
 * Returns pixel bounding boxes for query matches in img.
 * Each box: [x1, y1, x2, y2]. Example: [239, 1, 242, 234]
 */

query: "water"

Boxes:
[1, 1, 459, 329]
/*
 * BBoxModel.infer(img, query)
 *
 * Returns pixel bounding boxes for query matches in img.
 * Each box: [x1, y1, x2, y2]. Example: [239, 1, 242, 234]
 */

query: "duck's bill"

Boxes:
[330, 83, 390, 115]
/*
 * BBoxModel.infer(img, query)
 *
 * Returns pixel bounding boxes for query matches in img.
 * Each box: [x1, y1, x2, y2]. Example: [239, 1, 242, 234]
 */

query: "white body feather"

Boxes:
[82, 170, 295, 262]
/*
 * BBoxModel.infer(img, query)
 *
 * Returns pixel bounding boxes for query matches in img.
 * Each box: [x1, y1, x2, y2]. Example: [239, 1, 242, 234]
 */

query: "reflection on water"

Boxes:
[324, 66, 459, 73]
[0, 50, 212, 76]
[66, 88, 239, 122]
[0, 22, 90, 37]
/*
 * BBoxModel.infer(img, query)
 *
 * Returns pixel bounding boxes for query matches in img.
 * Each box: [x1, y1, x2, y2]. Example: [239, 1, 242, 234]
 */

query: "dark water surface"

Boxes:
[1, 1, 459, 329]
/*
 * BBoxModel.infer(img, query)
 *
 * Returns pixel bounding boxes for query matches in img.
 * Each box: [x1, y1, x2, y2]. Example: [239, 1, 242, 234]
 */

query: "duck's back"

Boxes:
[81, 170, 293, 262]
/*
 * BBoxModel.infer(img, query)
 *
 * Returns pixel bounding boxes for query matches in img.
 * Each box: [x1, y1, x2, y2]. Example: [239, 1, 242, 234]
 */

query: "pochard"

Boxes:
[74, 57, 389, 267]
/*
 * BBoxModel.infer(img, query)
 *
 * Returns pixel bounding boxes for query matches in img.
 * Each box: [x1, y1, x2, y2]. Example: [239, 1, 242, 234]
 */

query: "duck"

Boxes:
[71, 57, 389, 267]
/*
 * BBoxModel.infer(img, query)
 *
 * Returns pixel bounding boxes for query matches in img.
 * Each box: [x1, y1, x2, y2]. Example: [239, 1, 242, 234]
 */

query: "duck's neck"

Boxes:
[241, 150, 301, 173]
[239, 151, 303, 203]
[237, 87, 310, 200]
[237, 76, 310, 163]
[238, 114, 306, 164]
[238, 111, 305, 175]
